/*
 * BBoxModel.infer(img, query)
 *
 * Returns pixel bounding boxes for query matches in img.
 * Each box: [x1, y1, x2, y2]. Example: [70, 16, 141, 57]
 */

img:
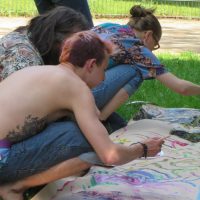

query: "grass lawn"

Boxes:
[0, 0, 37, 16]
[90, 0, 200, 19]
[0, 0, 200, 18]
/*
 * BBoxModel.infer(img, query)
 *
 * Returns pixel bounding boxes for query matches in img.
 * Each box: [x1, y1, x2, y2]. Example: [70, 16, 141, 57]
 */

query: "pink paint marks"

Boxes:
[57, 181, 71, 192]
[170, 140, 188, 148]
[49, 181, 74, 200]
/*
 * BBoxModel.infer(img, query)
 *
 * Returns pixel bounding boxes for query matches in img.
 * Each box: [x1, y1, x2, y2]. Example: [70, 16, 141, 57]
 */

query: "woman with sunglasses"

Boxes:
[91, 5, 200, 128]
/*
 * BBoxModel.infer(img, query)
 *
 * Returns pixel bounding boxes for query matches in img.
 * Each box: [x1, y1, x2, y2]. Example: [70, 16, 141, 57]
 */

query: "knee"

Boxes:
[123, 72, 143, 96]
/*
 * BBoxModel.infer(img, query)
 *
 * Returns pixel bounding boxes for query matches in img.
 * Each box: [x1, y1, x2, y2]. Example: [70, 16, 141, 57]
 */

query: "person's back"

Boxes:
[0, 30, 111, 144]
[0, 65, 86, 143]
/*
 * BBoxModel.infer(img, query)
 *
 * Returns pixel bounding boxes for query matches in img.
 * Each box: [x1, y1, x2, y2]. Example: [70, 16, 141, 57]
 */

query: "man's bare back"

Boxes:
[0, 64, 89, 143]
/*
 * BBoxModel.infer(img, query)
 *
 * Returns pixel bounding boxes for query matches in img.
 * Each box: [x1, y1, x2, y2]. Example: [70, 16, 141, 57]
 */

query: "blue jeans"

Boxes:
[93, 64, 142, 109]
[0, 65, 142, 183]
[0, 121, 93, 183]
[93, 64, 142, 132]
[34, 0, 93, 28]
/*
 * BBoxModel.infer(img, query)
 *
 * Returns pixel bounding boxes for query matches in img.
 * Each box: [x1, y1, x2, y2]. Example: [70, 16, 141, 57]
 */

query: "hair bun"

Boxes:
[130, 5, 154, 18]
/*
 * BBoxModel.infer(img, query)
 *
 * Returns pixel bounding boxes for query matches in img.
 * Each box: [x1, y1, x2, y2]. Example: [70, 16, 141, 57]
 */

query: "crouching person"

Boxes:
[0, 30, 165, 200]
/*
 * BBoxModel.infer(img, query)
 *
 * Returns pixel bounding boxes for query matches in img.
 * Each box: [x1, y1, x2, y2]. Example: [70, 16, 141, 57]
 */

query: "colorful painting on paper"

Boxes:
[32, 119, 200, 200]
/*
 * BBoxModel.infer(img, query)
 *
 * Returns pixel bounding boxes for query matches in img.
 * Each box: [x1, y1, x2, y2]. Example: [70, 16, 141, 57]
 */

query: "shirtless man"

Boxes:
[0, 31, 165, 200]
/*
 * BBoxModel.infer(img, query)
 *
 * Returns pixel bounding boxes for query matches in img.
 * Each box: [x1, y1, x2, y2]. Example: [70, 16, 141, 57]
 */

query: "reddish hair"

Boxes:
[59, 30, 113, 67]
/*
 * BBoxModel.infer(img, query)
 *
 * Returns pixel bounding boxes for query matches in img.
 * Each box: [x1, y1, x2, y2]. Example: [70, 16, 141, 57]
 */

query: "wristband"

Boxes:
[130, 142, 148, 158]
[137, 142, 148, 158]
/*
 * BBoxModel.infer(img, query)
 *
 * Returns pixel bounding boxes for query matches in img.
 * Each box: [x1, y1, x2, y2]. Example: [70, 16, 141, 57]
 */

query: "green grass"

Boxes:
[0, 0, 200, 18]
[90, 0, 200, 19]
[0, 0, 37, 16]
[118, 51, 200, 120]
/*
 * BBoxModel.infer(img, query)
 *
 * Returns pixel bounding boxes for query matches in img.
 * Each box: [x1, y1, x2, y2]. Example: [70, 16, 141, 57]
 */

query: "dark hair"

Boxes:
[128, 5, 162, 42]
[59, 31, 113, 67]
[16, 6, 89, 65]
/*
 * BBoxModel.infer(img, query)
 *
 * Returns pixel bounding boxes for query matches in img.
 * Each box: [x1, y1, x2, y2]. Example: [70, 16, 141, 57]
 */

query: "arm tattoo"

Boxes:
[6, 115, 48, 143]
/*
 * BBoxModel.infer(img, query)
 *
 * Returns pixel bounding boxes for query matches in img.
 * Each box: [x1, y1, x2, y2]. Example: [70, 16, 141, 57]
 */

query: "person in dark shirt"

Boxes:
[34, 0, 93, 27]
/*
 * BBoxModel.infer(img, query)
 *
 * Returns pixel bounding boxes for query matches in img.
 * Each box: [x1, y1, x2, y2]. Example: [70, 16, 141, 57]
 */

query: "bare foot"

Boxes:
[0, 184, 23, 200]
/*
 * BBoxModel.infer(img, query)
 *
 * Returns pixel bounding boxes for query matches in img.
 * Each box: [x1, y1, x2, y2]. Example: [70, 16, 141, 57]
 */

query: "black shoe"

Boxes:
[102, 112, 127, 134]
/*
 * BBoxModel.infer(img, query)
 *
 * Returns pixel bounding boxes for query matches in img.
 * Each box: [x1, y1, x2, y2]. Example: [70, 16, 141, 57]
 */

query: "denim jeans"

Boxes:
[0, 65, 142, 183]
[34, 0, 93, 28]
[92, 64, 143, 109]
[0, 121, 93, 183]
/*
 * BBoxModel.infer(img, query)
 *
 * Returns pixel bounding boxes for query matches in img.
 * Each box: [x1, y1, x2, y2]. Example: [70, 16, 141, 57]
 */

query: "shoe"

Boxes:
[102, 112, 127, 134]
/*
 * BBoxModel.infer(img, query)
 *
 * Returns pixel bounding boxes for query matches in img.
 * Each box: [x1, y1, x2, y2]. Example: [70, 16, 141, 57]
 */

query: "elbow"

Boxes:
[176, 87, 190, 96]
[174, 80, 193, 96]
[100, 147, 120, 166]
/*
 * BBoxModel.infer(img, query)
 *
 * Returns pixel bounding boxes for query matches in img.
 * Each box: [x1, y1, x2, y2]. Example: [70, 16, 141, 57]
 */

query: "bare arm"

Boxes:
[99, 71, 200, 122]
[71, 86, 164, 166]
[156, 72, 200, 95]
[99, 88, 129, 121]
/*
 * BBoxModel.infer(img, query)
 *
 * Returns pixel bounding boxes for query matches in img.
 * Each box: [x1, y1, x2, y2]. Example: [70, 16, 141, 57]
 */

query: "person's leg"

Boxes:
[0, 121, 93, 184]
[92, 65, 143, 131]
[34, 0, 54, 14]
[101, 112, 127, 133]
[0, 157, 91, 200]
[0, 120, 100, 200]
[52, 0, 93, 28]
[92, 65, 142, 110]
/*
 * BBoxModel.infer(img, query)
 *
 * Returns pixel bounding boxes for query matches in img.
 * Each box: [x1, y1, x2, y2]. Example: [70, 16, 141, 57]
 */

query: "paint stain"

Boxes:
[90, 176, 97, 187]
[113, 138, 131, 144]
[57, 181, 71, 192]
[171, 140, 188, 148]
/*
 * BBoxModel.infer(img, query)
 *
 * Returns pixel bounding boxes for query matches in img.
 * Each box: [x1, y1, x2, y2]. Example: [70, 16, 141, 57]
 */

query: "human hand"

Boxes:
[141, 136, 168, 157]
